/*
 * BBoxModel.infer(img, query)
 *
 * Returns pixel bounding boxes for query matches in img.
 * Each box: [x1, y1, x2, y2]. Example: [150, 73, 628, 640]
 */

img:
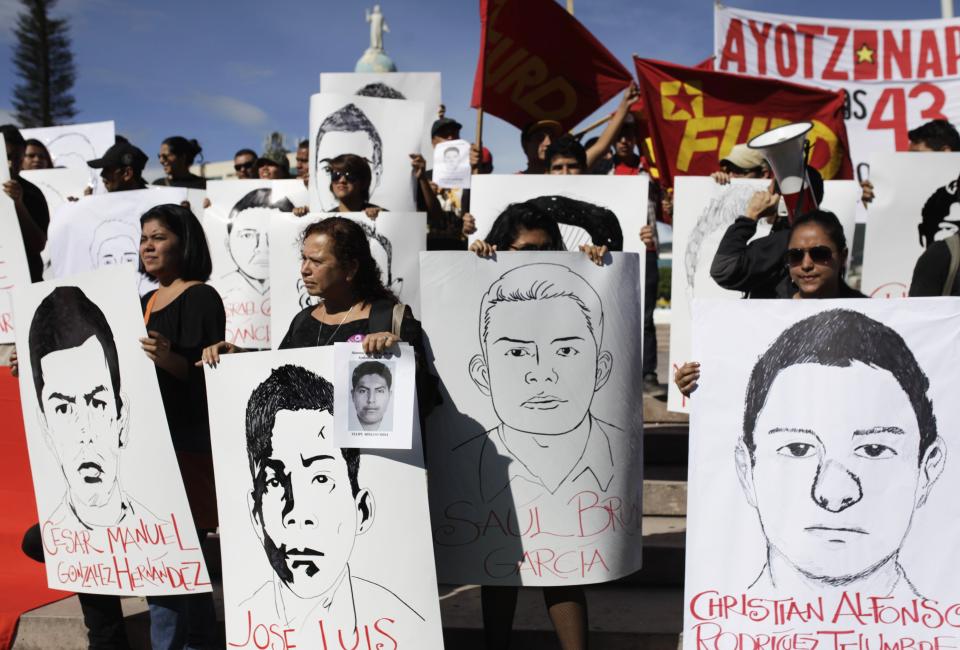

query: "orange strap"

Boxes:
[143, 292, 159, 326]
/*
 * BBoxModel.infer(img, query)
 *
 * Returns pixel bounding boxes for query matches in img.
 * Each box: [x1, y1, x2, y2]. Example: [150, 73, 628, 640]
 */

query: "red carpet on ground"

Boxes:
[0, 372, 72, 650]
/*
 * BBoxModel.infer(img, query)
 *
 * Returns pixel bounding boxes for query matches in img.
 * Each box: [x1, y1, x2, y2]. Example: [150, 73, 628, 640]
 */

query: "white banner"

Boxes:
[0, 188, 29, 344]
[268, 211, 426, 349]
[666, 177, 861, 412]
[423, 252, 644, 586]
[320, 71, 442, 157]
[469, 174, 651, 254]
[47, 187, 187, 294]
[204, 180, 307, 349]
[13, 266, 209, 595]
[23, 121, 115, 191]
[861, 153, 960, 297]
[309, 93, 423, 213]
[714, 6, 960, 176]
[684, 298, 960, 648]
[205, 347, 443, 649]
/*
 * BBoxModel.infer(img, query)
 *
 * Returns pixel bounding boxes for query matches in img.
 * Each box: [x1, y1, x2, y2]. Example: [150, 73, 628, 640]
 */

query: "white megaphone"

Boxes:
[747, 122, 818, 223]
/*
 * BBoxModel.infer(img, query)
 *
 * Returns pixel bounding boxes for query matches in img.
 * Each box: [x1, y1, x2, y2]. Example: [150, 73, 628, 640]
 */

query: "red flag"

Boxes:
[471, 0, 633, 131]
[633, 57, 853, 188]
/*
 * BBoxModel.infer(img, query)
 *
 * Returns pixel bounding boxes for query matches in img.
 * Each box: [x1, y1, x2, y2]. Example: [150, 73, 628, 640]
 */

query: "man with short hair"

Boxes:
[545, 135, 585, 175]
[234, 148, 258, 179]
[1, 124, 49, 283]
[242, 364, 422, 631]
[350, 361, 394, 431]
[295, 139, 309, 186]
[908, 119, 960, 152]
[712, 144, 769, 184]
[737, 308, 944, 596]
[87, 141, 149, 193]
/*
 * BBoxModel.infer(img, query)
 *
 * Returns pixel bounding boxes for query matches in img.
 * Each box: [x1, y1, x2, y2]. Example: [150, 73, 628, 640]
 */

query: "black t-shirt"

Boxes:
[910, 238, 959, 296]
[153, 174, 207, 190]
[18, 175, 50, 281]
[141, 284, 225, 452]
[278, 304, 422, 352]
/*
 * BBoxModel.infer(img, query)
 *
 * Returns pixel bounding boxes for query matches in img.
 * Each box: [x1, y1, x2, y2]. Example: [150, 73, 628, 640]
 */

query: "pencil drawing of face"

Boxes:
[246, 365, 374, 600]
[469, 263, 613, 435]
[89, 220, 138, 269]
[227, 188, 294, 292]
[28, 287, 129, 519]
[351, 361, 393, 429]
[314, 104, 383, 210]
[736, 309, 945, 590]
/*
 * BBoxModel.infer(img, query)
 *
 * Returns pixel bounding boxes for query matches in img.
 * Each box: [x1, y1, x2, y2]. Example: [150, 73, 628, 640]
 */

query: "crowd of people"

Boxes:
[3, 78, 960, 648]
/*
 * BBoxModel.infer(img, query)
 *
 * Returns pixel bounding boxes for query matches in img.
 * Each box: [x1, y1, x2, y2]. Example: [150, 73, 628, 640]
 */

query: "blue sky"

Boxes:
[0, 0, 953, 176]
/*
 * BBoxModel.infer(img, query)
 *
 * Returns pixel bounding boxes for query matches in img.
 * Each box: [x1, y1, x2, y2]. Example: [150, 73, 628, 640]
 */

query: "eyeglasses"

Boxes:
[786, 245, 834, 267]
[234, 161, 255, 172]
[328, 169, 357, 182]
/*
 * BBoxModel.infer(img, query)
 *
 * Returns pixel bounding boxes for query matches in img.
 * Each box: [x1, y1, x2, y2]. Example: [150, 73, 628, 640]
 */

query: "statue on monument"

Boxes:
[365, 5, 389, 52]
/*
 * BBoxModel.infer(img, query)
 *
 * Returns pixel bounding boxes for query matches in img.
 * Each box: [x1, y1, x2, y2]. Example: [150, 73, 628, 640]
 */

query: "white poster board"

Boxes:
[13, 266, 210, 595]
[0, 133, 9, 183]
[23, 120, 115, 190]
[333, 342, 415, 449]
[204, 180, 306, 349]
[714, 7, 960, 200]
[320, 71, 442, 158]
[309, 93, 423, 213]
[47, 187, 186, 294]
[0, 186, 29, 344]
[684, 298, 960, 648]
[269, 211, 426, 348]
[861, 153, 960, 298]
[205, 346, 443, 649]
[423, 252, 644, 586]
[433, 139, 471, 189]
[468, 174, 650, 254]
[21, 167, 90, 214]
[667, 177, 861, 412]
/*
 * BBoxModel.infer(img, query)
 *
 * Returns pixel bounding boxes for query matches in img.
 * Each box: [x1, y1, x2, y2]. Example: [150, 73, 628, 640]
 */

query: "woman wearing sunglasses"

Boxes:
[324, 153, 383, 220]
[675, 209, 864, 397]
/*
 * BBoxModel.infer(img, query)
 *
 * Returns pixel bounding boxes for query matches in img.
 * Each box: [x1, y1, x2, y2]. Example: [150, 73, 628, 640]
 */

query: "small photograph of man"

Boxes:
[348, 360, 394, 432]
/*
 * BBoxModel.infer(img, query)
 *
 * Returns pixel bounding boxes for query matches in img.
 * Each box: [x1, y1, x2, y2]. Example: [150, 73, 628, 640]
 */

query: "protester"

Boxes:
[519, 119, 563, 174]
[154, 136, 206, 189]
[411, 116, 478, 250]
[677, 209, 863, 397]
[710, 144, 769, 184]
[311, 152, 383, 220]
[575, 82, 641, 173]
[139, 203, 224, 647]
[295, 139, 309, 186]
[1, 125, 49, 284]
[88, 141, 150, 192]
[584, 135, 613, 174]
[710, 168, 825, 299]
[257, 154, 289, 180]
[545, 135, 586, 174]
[909, 232, 960, 296]
[233, 148, 258, 179]
[22, 138, 53, 170]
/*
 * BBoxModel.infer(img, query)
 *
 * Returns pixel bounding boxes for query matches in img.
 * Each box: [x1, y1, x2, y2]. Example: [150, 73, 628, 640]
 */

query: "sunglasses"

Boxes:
[786, 245, 834, 267]
[328, 169, 358, 182]
[234, 161, 255, 171]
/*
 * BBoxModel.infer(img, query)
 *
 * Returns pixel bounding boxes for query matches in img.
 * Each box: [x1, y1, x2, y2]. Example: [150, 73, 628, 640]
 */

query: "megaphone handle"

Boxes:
[857, 162, 870, 183]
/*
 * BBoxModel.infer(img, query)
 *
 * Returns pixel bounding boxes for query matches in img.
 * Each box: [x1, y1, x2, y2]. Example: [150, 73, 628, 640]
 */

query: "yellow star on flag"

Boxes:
[660, 80, 703, 121]
[855, 43, 875, 64]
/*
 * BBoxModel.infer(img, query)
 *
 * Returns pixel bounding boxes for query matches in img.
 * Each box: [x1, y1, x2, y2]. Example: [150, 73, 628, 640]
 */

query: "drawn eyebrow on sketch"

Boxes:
[854, 426, 905, 436]
[301, 454, 335, 467]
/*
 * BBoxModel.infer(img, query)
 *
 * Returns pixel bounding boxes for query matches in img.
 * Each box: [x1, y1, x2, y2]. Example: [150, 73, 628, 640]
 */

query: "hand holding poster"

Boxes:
[432, 138, 471, 189]
[334, 342, 415, 449]
[205, 347, 443, 649]
[13, 266, 209, 595]
[684, 298, 960, 648]
[423, 252, 644, 586]
[860, 153, 960, 298]
[309, 93, 424, 213]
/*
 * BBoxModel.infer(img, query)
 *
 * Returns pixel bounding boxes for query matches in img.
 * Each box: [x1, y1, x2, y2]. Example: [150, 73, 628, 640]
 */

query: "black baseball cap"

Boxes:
[88, 142, 148, 171]
[431, 117, 463, 138]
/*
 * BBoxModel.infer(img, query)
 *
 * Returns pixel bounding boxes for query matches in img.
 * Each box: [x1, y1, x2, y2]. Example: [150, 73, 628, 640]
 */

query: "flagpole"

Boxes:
[943, 0, 954, 18]
[566, 0, 574, 15]
[572, 114, 613, 139]
[475, 107, 484, 151]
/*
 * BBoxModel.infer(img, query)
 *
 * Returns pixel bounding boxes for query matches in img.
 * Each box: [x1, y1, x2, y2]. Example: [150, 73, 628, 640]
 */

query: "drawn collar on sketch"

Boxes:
[243, 365, 421, 629]
[736, 309, 945, 598]
[29, 286, 161, 529]
[465, 263, 619, 502]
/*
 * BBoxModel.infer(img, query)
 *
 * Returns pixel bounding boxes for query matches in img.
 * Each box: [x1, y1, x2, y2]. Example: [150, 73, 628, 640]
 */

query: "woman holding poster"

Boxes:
[138, 203, 224, 647]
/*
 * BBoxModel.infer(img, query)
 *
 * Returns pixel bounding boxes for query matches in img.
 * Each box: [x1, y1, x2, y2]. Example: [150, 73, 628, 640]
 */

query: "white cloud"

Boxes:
[191, 94, 269, 127]
[0, 107, 15, 124]
[225, 62, 276, 82]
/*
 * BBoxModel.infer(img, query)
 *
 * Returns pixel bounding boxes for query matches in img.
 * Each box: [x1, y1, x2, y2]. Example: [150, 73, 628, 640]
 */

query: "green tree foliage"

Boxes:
[12, 0, 77, 127]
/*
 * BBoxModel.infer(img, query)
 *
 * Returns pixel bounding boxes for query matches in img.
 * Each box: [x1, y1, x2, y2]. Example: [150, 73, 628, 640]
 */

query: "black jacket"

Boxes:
[910, 238, 959, 296]
[710, 217, 790, 299]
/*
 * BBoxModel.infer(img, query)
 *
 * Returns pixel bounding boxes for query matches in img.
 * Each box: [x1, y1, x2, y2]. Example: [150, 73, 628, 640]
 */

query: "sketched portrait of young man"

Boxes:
[242, 364, 422, 630]
[28, 286, 161, 530]
[313, 103, 383, 211]
[458, 263, 619, 504]
[737, 309, 946, 598]
[349, 360, 394, 432]
[221, 187, 293, 297]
